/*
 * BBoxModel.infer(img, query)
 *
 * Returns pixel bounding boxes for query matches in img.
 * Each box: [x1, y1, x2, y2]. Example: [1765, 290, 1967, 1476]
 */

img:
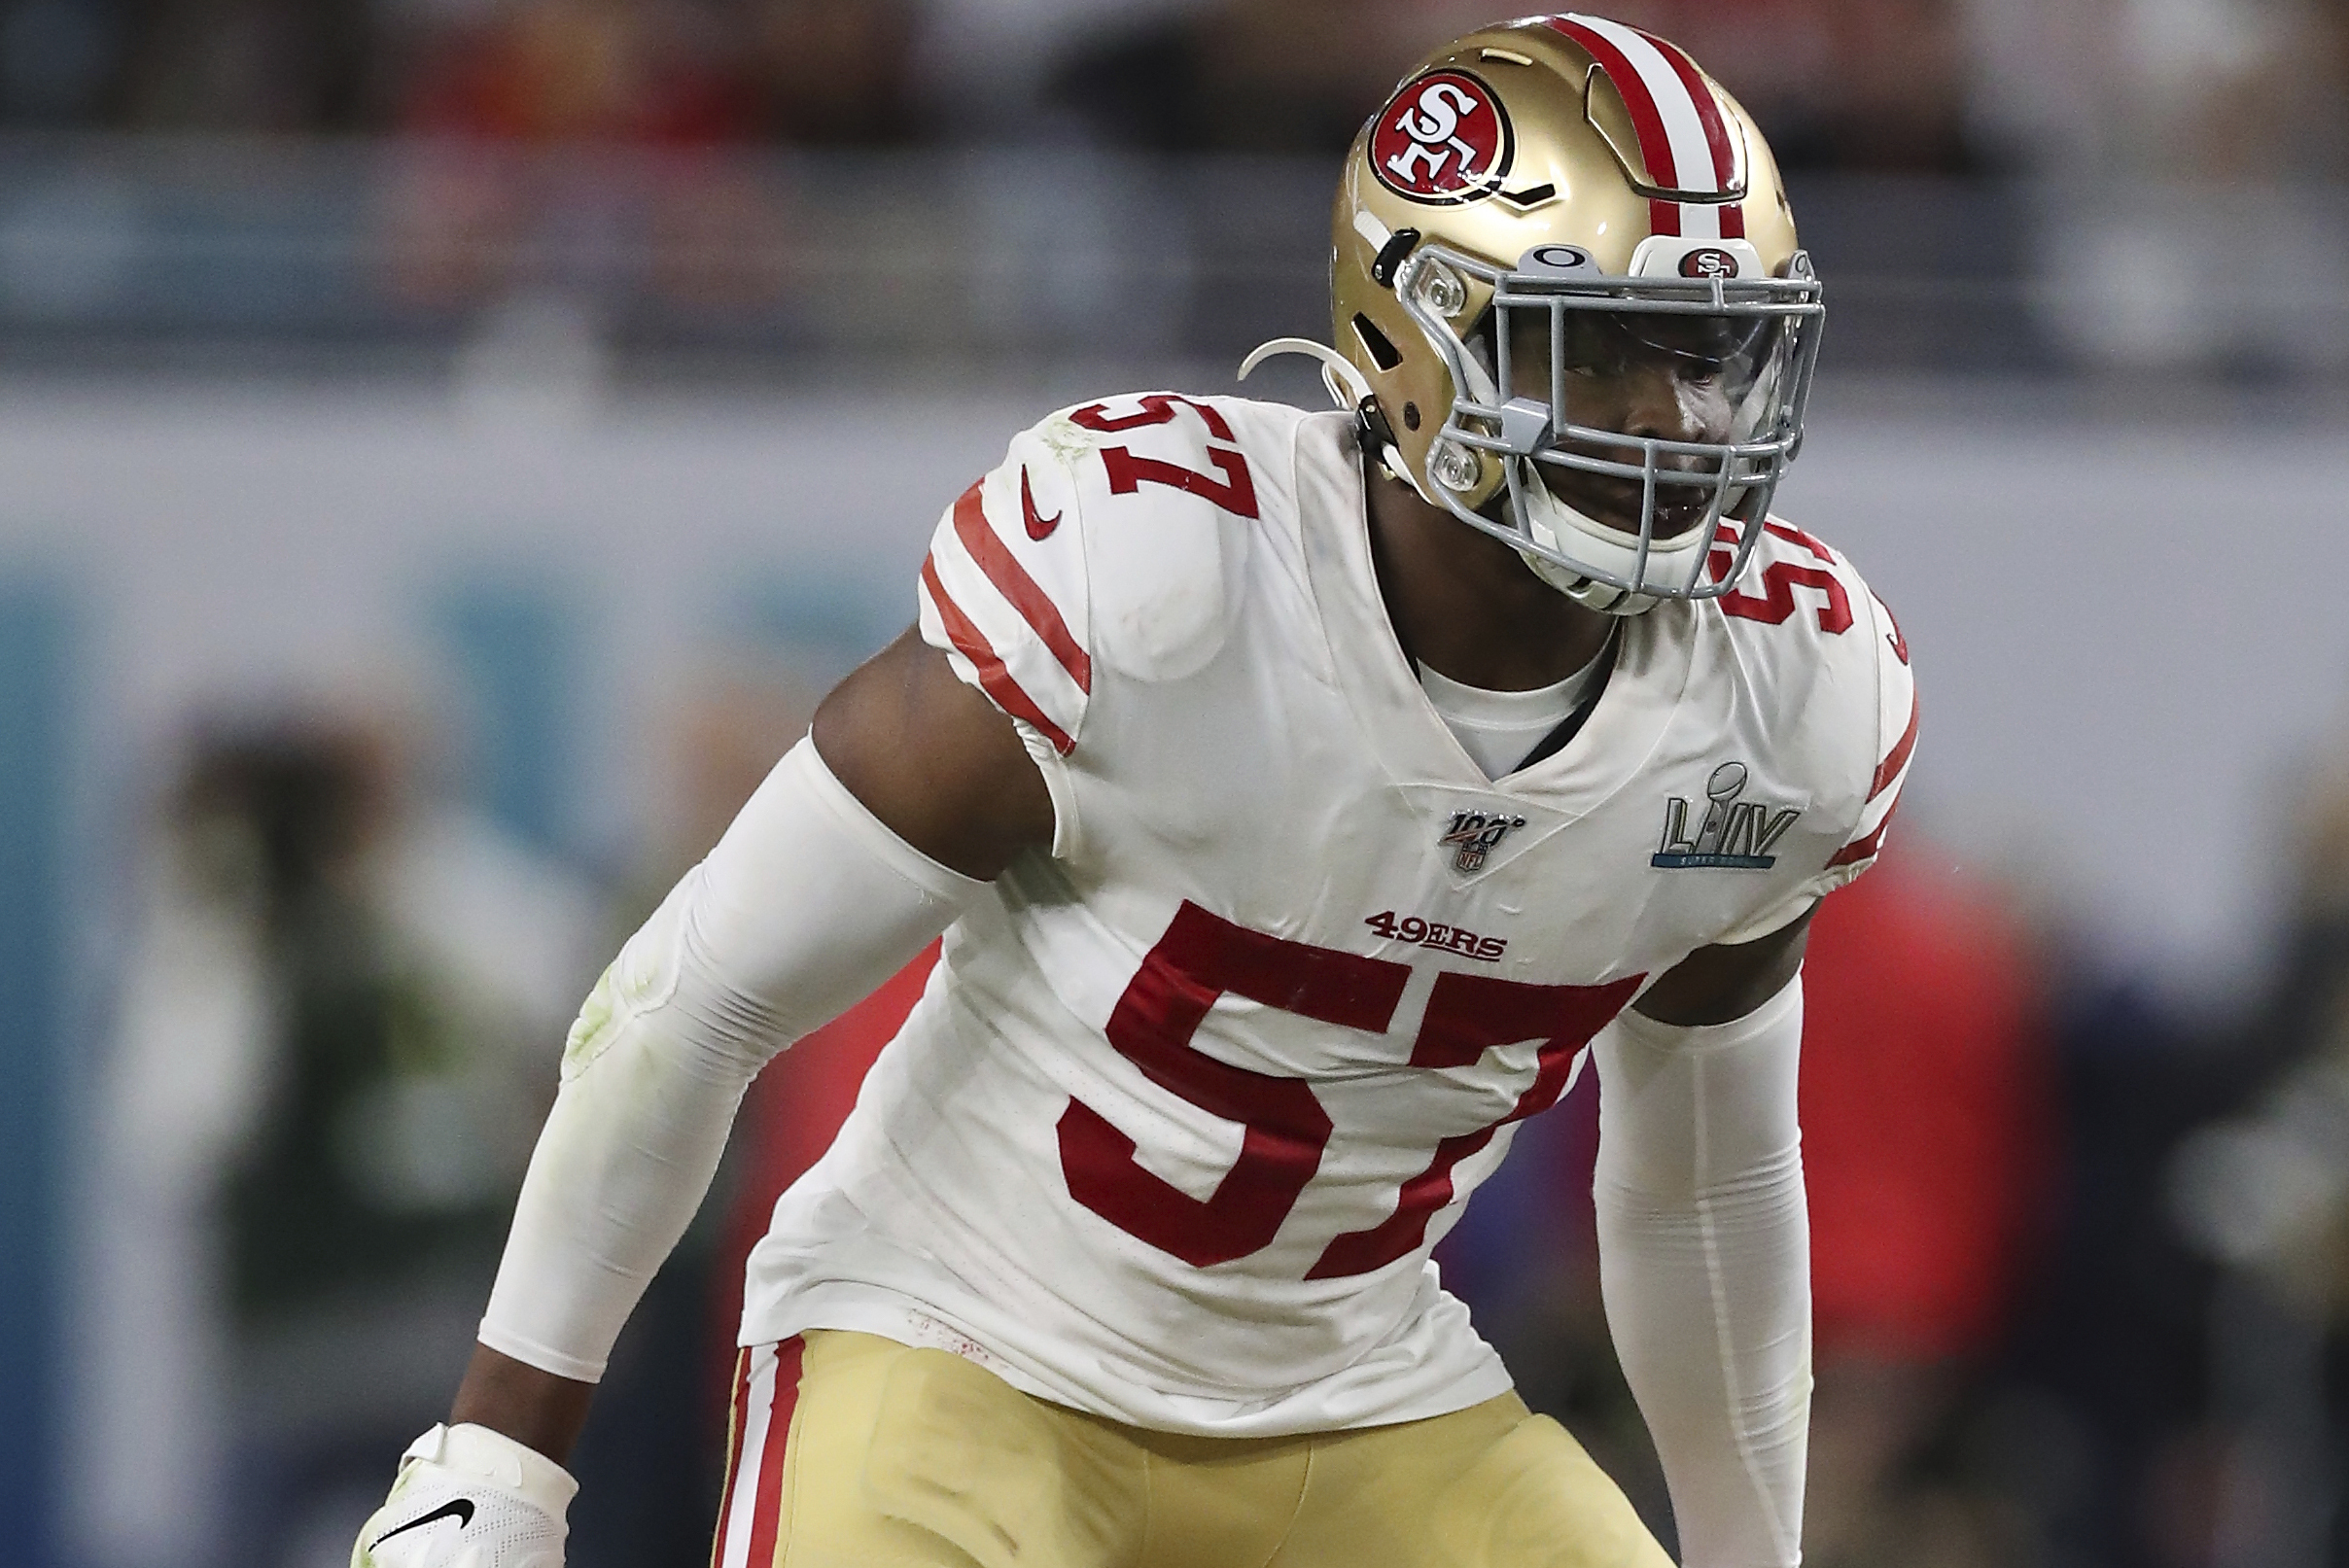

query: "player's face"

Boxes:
[1502, 305, 1775, 539]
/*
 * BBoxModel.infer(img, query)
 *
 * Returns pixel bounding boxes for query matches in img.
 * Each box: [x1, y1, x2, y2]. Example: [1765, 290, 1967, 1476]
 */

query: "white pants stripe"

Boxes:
[711, 1339, 801, 1568]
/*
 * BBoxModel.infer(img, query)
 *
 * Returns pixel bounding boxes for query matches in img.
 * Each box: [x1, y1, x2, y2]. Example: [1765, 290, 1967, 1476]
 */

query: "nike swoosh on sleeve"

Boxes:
[1021, 467, 1063, 540]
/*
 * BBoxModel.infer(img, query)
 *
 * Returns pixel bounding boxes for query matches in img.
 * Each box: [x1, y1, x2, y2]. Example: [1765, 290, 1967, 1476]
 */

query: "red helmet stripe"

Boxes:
[1547, 14, 1746, 239]
[1545, 15, 1683, 190]
[1648, 33, 1746, 236]
[1650, 34, 1736, 190]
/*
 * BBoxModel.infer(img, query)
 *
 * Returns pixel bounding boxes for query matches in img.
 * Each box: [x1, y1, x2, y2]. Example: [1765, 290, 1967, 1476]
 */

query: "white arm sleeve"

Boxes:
[1595, 974, 1810, 1568]
[477, 737, 984, 1381]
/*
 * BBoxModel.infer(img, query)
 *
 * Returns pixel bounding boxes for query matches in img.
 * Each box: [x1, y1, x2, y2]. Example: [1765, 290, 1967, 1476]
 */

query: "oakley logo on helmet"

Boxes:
[1678, 246, 1741, 280]
[1523, 244, 1595, 274]
[1372, 70, 1513, 204]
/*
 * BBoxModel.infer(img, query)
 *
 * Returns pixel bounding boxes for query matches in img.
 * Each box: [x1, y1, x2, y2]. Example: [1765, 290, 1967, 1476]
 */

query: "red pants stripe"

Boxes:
[709, 1338, 806, 1568]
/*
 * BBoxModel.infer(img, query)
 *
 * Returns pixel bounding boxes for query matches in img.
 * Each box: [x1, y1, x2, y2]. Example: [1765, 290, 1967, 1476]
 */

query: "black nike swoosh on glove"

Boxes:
[370, 1498, 476, 1548]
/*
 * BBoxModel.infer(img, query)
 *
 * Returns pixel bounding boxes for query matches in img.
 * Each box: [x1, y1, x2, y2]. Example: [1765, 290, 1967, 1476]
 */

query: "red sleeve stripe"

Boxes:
[1870, 692, 1919, 802]
[1827, 798, 1899, 869]
[951, 481, 1091, 694]
[922, 554, 1075, 755]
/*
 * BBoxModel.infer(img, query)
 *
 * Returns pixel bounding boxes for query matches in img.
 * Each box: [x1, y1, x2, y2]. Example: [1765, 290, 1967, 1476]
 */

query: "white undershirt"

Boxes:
[1419, 648, 1605, 779]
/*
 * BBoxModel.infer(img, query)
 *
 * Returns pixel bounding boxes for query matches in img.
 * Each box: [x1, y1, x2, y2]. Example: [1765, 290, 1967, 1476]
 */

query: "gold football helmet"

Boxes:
[1251, 14, 1824, 614]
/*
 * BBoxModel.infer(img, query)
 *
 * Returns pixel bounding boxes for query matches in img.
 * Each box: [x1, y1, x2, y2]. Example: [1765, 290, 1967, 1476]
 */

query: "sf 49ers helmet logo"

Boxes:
[1679, 247, 1740, 279]
[1371, 70, 1513, 204]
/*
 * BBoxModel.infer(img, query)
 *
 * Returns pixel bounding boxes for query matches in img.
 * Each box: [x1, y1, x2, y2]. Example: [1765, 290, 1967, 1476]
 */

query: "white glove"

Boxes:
[351, 1422, 578, 1568]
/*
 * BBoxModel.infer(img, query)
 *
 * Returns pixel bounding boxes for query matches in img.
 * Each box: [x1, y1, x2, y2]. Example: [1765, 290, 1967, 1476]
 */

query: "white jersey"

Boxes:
[741, 393, 1915, 1437]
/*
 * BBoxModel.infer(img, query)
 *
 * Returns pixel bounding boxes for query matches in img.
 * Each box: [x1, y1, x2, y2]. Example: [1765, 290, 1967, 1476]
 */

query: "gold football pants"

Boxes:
[709, 1330, 1672, 1568]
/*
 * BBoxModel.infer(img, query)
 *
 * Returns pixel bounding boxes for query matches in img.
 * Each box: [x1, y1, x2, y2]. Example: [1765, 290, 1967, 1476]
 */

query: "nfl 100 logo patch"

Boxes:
[1439, 809, 1526, 874]
[1652, 762, 1800, 870]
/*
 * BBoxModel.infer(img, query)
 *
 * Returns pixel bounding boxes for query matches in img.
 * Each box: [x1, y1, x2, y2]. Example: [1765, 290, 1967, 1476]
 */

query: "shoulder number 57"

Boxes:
[1073, 396, 1261, 520]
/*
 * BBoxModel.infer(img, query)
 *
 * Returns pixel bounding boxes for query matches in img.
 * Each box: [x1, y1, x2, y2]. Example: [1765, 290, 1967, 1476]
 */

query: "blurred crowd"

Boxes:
[0, 0, 2342, 175]
[0, 0, 2341, 381]
[81, 663, 829, 1568]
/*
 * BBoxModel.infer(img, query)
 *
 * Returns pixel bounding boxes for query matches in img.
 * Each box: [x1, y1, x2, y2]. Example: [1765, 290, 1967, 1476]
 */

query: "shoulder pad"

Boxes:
[1828, 567, 1916, 886]
[1056, 394, 1308, 683]
[1709, 518, 1916, 889]
[1709, 519, 1866, 647]
[917, 393, 1310, 751]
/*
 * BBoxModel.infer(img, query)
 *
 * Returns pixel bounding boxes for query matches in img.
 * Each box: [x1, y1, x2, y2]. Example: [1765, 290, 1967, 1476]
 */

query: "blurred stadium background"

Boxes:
[4, 1, 2349, 1565]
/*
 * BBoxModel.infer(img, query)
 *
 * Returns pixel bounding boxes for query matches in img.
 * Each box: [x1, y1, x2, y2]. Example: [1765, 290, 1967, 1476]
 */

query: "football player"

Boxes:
[354, 14, 1913, 1568]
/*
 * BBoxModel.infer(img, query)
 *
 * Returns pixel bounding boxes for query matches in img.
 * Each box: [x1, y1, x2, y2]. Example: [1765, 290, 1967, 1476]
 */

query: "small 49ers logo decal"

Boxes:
[1679, 246, 1740, 279]
[1371, 70, 1513, 204]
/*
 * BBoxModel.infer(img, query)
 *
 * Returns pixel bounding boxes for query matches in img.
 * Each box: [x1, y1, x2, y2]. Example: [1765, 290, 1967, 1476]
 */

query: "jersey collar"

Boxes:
[1292, 411, 1698, 819]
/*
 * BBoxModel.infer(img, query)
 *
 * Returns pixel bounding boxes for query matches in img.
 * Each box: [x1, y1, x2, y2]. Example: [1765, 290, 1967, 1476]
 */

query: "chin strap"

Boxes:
[1239, 337, 1442, 507]
[1515, 464, 1672, 616]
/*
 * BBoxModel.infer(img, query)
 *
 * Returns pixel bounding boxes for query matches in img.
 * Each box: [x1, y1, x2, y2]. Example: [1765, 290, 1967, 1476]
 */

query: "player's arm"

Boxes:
[810, 624, 1057, 877]
[355, 632, 1049, 1566]
[1594, 912, 1816, 1568]
[445, 631, 1050, 1443]
[1598, 560, 1914, 1568]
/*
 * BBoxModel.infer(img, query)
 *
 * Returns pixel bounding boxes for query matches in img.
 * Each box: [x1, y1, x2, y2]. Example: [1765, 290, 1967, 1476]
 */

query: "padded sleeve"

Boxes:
[476, 738, 982, 1381]
[1595, 975, 1809, 1568]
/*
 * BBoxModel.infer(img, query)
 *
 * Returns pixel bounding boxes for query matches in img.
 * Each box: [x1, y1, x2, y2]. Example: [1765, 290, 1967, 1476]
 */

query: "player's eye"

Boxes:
[1555, 316, 1630, 375]
[1510, 309, 1774, 394]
